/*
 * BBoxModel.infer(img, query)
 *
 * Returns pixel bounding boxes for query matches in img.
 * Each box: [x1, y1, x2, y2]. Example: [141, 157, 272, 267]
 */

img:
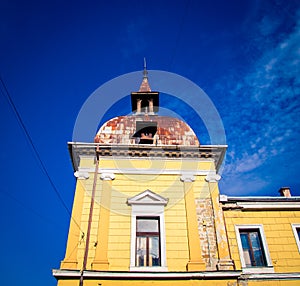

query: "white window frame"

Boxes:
[291, 224, 300, 252]
[127, 190, 168, 272]
[235, 224, 274, 273]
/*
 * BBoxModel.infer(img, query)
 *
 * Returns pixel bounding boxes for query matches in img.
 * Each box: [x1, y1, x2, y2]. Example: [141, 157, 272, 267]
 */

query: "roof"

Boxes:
[139, 77, 151, 92]
[220, 195, 300, 210]
[94, 114, 200, 146]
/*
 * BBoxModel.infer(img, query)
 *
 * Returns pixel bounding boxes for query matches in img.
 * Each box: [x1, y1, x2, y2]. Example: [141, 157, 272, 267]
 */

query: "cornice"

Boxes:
[52, 269, 300, 281]
[220, 195, 300, 210]
[52, 269, 242, 280]
[77, 167, 216, 177]
[68, 142, 227, 173]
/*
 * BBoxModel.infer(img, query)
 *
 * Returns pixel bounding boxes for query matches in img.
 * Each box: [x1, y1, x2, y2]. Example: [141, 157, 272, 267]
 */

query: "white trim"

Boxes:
[205, 173, 221, 182]
[180, 174, 195, 182]
[128, 190, 168, 271]
[235, 224, 273, 273]
[100, 172, 115, 181]
[244, 272, 300, 280]
[77, 166, 214, 176]
[127, 189, 168, 206]
[291, 224, 300, 252]
[236, 203, 300, 210]
[53, 269, 300, 280]
[53, 269, 241, 279]
[74, 171, 89, 179]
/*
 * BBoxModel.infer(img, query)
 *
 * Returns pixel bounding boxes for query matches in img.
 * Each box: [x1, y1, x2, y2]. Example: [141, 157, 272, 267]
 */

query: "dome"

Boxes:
[94, 114, 199, 146]
[94, 63, 199, 147]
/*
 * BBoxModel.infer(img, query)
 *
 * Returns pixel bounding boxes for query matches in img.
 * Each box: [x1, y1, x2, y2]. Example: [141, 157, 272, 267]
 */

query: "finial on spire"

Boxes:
[138, 58, 151, 92]
[143, 57, 148, 79]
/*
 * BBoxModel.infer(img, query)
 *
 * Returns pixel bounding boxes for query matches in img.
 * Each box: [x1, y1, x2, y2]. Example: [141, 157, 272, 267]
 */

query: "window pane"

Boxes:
[149, 236, 160, 266]
[137, 218, 158, 232]
[250, 232, 265, 266]
[136, 237, 147, 266]
[240, 233, 252, 267]
[240, 230, 266, 267]
[297, 227, 300, 239]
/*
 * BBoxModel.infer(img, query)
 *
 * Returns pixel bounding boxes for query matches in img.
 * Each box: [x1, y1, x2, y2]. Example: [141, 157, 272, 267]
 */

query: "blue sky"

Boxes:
[0, 0, 299, 285]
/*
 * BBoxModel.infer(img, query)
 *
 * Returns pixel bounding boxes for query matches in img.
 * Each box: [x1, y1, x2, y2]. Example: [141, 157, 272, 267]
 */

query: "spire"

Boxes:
[139, 58, 151, 92]
[143, 57, 148, 79]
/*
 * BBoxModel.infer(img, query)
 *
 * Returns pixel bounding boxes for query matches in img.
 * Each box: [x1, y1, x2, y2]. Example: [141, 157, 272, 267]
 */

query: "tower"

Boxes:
[53, 66, 235, 285]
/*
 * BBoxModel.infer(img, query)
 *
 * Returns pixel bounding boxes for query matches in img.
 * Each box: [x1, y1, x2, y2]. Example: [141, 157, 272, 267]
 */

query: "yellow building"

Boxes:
[53, 69, 300, 285]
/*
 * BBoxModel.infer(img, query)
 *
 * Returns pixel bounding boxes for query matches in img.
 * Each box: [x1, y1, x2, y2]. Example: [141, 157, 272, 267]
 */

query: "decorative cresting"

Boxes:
[181, 174, 206, 271]
[92, 172, 115, 270]
[205, 173, 234, 270]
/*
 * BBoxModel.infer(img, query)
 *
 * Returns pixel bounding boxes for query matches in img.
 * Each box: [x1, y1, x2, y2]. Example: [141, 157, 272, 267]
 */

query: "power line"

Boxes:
[0, 75, 84, 234]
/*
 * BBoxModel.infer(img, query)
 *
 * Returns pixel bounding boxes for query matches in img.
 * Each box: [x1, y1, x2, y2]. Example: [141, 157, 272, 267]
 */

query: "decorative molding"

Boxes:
[53, 269, 242, 279]
[221, 195, 300, 210]
[205, 173, 221, 182]
[235, 224, 273, 270]
[78, 167, 213, 176]
[180, 174, 195, 182]
[100, 172, 115, 181]
[53, 269, 300, 280]
[68, 142, 227, 173]
[127, 190, 168, 270]
[74, 171, 89, 180]
[236, 203, 300, 210]
[127, 189, 168, 206]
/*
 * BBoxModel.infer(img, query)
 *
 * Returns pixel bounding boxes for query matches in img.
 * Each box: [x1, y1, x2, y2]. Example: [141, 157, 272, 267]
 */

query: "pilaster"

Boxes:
[205, 173, 234, 270]
[180, 175, 206, 271]
[92, 172, 114, 270]
[60, 174, 88, 269]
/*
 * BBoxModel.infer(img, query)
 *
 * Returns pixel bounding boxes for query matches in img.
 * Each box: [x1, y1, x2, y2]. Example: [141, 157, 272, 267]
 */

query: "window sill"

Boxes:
[130, 266, 168, 272]
[242, 266, 274, 274]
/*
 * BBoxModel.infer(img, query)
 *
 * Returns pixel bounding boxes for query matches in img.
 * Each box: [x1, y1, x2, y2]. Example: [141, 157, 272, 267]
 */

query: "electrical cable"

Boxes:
[0, 75, 84, 234]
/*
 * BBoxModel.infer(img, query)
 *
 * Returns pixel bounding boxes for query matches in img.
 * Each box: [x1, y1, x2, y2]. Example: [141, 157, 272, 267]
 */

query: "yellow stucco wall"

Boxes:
[224, 209, 300, 272]
[61, 156, 215, 272]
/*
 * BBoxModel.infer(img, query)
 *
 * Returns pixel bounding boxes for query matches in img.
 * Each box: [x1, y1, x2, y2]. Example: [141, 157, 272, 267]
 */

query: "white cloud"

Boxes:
[219, 8, 300, 195]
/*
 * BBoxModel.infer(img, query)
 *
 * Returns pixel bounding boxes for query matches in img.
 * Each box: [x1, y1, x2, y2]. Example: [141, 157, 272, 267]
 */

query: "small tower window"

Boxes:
[133, 121, 157, 144]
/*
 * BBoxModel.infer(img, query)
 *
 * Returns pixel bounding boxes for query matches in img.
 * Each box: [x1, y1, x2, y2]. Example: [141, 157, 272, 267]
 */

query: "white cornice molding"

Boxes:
[236, 203, 300, 210]
[100, 172, 115, 181]
[242, 272, 300, 280]
[74, 171, 89, 180]
[220, 196, 300, 210]
[205, 173, 221, 182]
[180, 174, 195, 182]
[53, 269, 242, 279]
[53, 269, 300, 280]
[77, 167, 213, 176]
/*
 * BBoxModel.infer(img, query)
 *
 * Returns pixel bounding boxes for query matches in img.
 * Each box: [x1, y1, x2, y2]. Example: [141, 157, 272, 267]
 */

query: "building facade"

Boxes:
[53, 69, 300, 285]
